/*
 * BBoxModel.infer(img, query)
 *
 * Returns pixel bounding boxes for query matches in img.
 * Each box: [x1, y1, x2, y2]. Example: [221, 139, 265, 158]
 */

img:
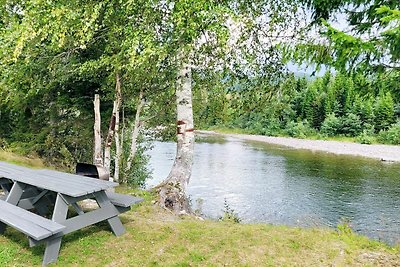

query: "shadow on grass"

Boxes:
[3, 221, 113, 261]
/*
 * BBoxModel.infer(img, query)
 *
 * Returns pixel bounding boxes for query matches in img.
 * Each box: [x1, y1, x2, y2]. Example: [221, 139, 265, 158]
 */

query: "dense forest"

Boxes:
[194, 72, 400, 144]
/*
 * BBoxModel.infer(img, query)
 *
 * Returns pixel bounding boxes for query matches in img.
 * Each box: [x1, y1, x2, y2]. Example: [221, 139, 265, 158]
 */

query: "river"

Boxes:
[146, 134, 400, 245]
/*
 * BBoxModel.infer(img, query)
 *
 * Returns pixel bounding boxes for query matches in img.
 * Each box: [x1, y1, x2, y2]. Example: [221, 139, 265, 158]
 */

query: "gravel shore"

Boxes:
[197, 130, 400, 162]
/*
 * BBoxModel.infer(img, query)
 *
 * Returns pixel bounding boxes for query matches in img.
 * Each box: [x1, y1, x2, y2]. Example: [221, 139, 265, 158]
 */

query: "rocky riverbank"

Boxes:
[196, 130, 400, 162]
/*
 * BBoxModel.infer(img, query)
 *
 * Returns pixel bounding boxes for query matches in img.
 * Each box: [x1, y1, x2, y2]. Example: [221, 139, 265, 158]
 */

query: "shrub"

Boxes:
[285, 120, 315, 138]
[378, 122, 400, 145]
[337, 218, 354, 236]
[320, 113, 341, 136]
[219, 199, 241, 223]
[341, 113, 362, 137]
[125, 142, 152, 188]
[0, 138, 8, 149]
[374, 92, 395, 131]
[120, 132, 153, 188]
[356, 124, 376, 144]
[356, 131, 375, 144]
[263, 119, 283, 136]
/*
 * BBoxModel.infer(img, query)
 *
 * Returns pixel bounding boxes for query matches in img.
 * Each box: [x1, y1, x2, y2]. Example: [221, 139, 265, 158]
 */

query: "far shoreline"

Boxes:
[196, 130, 400, 163]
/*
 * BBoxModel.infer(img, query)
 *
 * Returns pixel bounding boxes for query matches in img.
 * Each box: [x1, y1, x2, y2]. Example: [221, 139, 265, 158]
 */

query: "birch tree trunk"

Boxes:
[103, 100, 117, 172]
[114, 104, 122, 182]
[114, 74, 123, 182]
[93, 94, 103, 166]
[104, 73, 122, 173]
[126, 89, 145, 174]
[156, 55, 194, 214]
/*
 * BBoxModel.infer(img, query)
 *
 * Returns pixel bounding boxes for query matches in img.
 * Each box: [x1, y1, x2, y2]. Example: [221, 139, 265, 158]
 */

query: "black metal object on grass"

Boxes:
[75, 163, 109, 181]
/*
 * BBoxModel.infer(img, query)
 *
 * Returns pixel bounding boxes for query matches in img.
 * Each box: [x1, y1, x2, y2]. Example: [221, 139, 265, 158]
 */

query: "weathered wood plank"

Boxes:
[39, 169, 116, 188]
[0, 210, 51, 240]
[37, 170, 112, 193]
[0, 200, 65, 240]
[0, 200, 64, 233]
[0, 166, 92, 196]
[0, 162, 118, 197]
[106, 192, 144, 208]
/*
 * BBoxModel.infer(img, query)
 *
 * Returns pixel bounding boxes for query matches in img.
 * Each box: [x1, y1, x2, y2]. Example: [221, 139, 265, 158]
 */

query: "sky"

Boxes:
[287, 10, 349, 77]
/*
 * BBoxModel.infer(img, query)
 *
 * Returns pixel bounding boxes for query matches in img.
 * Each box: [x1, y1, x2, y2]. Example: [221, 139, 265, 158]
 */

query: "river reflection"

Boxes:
[146, 134, 400, 245]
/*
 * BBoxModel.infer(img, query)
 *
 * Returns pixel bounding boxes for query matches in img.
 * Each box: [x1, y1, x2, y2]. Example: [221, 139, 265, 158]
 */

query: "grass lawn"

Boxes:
[0, 150, 45, 169]
[0, 187, 399, 266]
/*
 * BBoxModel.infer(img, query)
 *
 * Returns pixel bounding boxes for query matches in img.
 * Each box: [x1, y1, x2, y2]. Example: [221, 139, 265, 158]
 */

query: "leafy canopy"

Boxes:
[293, 0, 400, 73]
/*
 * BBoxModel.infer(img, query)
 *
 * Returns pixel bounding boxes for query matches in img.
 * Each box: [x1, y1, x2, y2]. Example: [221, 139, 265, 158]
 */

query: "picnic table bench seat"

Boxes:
[0, 199, 65, 241]
[106, 192, 144, 208]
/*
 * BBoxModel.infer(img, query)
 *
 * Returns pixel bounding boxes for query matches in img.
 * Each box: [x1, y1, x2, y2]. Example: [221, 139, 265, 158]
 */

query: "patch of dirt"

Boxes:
[358, 252, 400, 266]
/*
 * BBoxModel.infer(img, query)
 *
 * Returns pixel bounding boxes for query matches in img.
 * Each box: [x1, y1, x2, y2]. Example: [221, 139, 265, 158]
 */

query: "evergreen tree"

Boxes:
[375, 91, 395, 131]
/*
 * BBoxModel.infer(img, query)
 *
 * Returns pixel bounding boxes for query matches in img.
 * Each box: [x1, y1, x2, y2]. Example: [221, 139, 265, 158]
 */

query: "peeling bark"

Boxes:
[114, 104, 121, 182]
[104, 100, 117, 172]
[126, 89, 145, 174]
[93, 94, 103, 166]
[104, 73, 122, 173]
[156, 54, 194, 214]
[114, 74, 123, 182]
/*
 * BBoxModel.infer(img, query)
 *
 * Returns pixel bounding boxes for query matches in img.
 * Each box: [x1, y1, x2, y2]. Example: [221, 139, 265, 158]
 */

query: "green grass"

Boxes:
[0, 189, 399, 267]
[0, 150, 45, 168]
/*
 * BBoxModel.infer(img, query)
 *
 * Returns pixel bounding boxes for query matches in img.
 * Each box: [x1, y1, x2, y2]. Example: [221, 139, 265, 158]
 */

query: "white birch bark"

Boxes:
[104, 73, 122, 173]
[93, 94, 103, 166]
[126, 89, 145, 172]
[103, 100, 117, 172]
[157, 53, 195, 213]
[114, 74, 123, 182]
[114, 102, 121, 182]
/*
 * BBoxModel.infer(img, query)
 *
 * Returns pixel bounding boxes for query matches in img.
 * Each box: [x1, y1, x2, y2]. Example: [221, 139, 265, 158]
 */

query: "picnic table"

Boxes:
[0, 161, 143, 266]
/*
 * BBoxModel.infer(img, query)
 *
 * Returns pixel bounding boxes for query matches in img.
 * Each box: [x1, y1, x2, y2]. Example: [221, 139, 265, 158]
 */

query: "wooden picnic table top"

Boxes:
[0, 161, 118, 197]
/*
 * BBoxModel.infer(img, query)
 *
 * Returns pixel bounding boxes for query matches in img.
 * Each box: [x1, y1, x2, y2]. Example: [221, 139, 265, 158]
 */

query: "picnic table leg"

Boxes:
[1, 182, 26, 234]
[30, 190, 55, 217]
[6, 181, 26, 205]
[43, 193, 68, 266]
[1, 182, 12, 198]
[94, 191, 126, 236]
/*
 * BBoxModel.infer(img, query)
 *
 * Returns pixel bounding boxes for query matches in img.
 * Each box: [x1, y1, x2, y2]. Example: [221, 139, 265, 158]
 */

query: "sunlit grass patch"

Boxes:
[0, 150, 45, 168]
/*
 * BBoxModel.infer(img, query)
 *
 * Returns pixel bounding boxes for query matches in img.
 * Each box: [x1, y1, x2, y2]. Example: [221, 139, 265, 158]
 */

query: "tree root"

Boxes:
[154, 182, 191, 214]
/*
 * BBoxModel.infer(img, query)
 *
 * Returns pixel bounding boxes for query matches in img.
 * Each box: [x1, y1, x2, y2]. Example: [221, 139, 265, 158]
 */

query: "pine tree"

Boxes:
[375, 91, 395, 131]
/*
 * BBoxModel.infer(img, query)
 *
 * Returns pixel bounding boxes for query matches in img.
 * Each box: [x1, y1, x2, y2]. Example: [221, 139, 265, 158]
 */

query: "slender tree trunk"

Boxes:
[114, 74, 123, 182]
[156, 54, 194, 214]
[103, 100, 117, 172]
[126, 89, 145, 173]
[114, 103, 121, 182]
[104, 73, 122, 173]
[93, 94, 103, 166]
[119, 108, 126, 182]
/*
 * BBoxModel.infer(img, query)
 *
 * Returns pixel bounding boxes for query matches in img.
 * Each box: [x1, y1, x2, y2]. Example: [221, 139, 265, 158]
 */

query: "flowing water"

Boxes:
[146, 134, 400, 245]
